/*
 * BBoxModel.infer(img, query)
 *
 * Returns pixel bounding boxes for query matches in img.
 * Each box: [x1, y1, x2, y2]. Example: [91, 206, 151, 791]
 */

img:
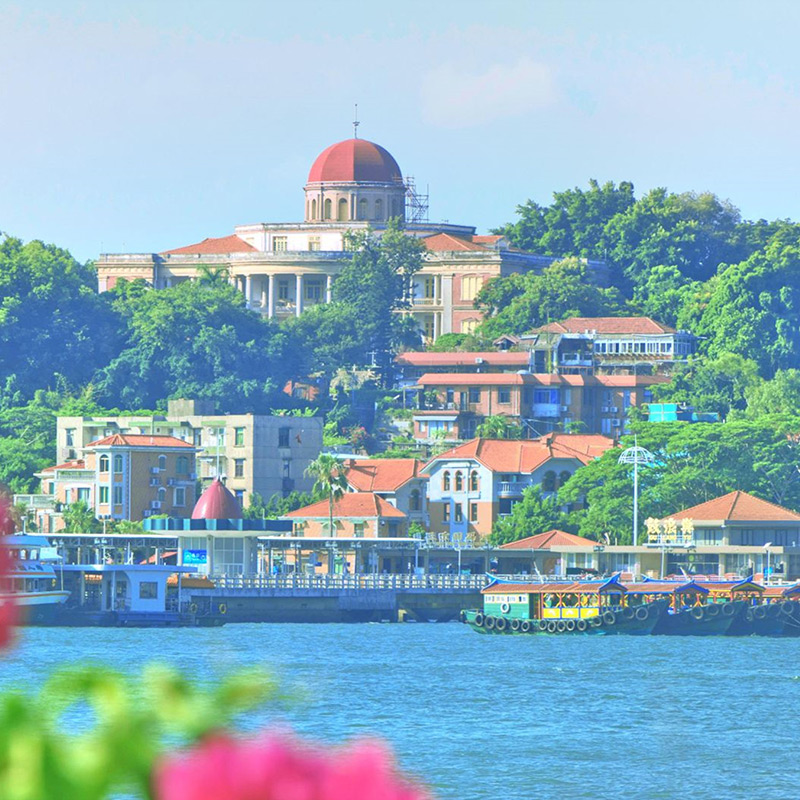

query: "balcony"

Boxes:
[498, 481, 526, 497]
[13, 494, 57, 510]
[411, 297, 440, 307]
[532, 403, 561, 418]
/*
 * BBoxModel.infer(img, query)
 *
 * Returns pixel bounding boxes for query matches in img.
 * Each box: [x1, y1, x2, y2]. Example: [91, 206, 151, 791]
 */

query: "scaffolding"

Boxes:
[404, 176, 429, 223]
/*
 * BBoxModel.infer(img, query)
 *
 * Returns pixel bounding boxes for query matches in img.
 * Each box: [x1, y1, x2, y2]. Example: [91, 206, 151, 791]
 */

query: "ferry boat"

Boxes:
[462, 576, 667, 635]
[0, 535, 70, 623]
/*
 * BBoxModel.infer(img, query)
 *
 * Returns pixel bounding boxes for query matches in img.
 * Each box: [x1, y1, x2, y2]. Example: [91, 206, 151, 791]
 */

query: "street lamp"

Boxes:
[618, 437, 655, 548]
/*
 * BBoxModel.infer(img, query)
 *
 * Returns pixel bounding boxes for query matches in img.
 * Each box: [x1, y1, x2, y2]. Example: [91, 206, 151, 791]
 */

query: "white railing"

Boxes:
[499, 481, 526, 494]
[209, 573, 490, 592]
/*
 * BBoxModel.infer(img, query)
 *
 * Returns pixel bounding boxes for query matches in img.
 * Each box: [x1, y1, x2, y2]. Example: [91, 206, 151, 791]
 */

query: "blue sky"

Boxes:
[2, 0, 800, 262]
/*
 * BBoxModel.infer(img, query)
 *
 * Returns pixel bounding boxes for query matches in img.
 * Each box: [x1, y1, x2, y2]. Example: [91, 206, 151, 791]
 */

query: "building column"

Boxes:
[326, 274, 333, 303]
[295, 274, 303, 317]
[267, 274, 275, 318]
[244, 275, 252, 307]
[260, 277, 267, 310]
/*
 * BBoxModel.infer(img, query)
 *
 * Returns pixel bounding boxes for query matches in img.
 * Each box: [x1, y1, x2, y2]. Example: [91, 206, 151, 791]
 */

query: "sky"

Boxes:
[2, 0, 800, 262]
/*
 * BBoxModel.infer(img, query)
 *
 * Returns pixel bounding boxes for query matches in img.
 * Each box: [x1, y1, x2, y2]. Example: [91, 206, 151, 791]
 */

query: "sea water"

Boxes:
[1, 624, 798, 800]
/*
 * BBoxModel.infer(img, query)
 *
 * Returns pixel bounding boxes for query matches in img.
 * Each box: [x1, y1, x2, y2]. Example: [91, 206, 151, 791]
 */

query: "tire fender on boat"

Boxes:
[510, 618, 521, 632]
[602, 611, 616, 626]
[754, 605, 768, 620]
[576, 618, 588, 632]
[705, 603, 720, 617]
[635, 606, 649, 621]
[520, 620, 532, 633]
[474, 612, 485, 627]
[546, 620, 558, 633]
[485, 615, 496, 630]
[722, 602, 736, 616]
[564, 619, 576, 632]
[500, 602, 511, 614]
[556, 620, 567, 633]
[621, 607, 635, 621]
[495, 616, 508, 632]
[690, 606, 705, 621]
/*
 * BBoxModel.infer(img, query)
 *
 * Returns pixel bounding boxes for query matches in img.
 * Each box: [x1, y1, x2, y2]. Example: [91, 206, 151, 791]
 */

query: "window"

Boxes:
[534, 389, 559, 404]
[65, 428, 75, 447]
[305, 280, 323, 301]
[498, 388, 511, 404]
[461, 275, 482, 302]
[542, 471, 557, 492]
[158, 455, 166, 472]
[558, 470, 572, 488]
[278, 279, 290, 301]
[113, 454, 123, 473]
[279, 427, 291, 448]
[139, 582, 158, 599]
[374, 198, 383, 219]
[469, 502, 478, 522]
[461, 318, 479, 334]
[283, 459, 291, 478]
[99, 455, 109, 473]
[77, 487, 90, 502]
[99, 486, 109, 504]
[157, 487, 166, 503]
[442, 471, 451, 491]
[234, 490, 244, 508]
[324, 198, 332, 219]
[470, 470, 479, 492]
[174, 487, 186, 507]
[455, 472, 464, 491]
[176, 456, 188, 474]
[353, 522, 365, 538]
[311, 198, 317, 219]
[454, 503, 463, 523]
[468, 388, 481, 404]
[234, 427, 245, 447]
[409, 490, 420, 512]
[273, 236, 288, 252]
[234, 459, 245, 478]
[213, 536, 245, 573]
[443, 504, 451, 522]
[358, 198, 368, 219]
[113, 486, 123, 505]
[64, 488, 72, 505]
[308, 236, 321, 251]
[423, 276, 436, 299]
[423, 318, 435, 340]
[338, 197, 348, 221]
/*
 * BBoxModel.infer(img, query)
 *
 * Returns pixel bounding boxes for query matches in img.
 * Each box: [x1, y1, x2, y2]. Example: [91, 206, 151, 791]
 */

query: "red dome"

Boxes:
[191, 478, 242, 520]
[307, 138, 402, 183]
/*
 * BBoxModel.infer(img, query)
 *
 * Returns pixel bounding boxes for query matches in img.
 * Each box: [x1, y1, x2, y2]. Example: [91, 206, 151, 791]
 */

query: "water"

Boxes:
[2, 624, 799, 800]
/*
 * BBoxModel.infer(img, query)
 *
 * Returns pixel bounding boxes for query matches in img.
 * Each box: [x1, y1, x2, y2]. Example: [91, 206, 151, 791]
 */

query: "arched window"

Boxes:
[338, 197, 348, 221]
[374, 198, 383, 219]
[158, 455, 166, 472]
[177, 456, 188, 475]
[410, 489, 420, 512]
[470, 470, 479, 492]
[442, 471, 451, 491]
[542, 470, 557, 492]
[558, 470, 572, 488]
[99, 455, 109, 473]
[157, 487, 166, 502]
[324, 198, 332, 219]
[455, 472, 464, 491]
[113, 454, 123, 473]
[311, 198, 317, 219]
[358, 198, 368, 219]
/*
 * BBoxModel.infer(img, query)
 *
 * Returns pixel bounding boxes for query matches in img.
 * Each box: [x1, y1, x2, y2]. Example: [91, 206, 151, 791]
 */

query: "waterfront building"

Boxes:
[394, 351, 533, 389]
[421, 434, 615, 539]
[341, 458, 428, 526]
[412, 372, 667, 441]
[56, 398, 323, 508]
[94, 136, 607, 342]
[495, 529, 600, 575]
[520, 316, 696, 375]
[19, 434, 198, 532]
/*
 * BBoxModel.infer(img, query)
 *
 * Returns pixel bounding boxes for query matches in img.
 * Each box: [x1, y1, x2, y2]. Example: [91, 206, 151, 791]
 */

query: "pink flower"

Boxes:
[155, 730, 432, 800]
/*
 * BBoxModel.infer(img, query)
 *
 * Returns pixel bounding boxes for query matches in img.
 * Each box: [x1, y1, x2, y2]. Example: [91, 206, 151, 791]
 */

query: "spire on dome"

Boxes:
[191, 478, 243, 520]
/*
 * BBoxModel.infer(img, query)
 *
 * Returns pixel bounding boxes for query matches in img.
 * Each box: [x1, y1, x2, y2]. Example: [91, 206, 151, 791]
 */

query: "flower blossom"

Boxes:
[155, 730, 432, 800]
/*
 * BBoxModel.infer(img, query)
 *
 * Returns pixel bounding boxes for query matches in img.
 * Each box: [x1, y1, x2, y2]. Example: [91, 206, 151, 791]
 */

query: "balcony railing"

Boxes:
[498, 481, 527, 496]
[13, 494, 57, 510]
[531, 403, 561, 418]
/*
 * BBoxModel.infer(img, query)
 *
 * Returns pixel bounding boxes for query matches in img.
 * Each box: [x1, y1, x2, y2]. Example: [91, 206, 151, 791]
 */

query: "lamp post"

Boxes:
[618, 437, 655, 549]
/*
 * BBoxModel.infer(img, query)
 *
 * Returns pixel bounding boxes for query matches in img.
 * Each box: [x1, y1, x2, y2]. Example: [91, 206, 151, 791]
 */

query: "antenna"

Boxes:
[353, 103, 359, 138]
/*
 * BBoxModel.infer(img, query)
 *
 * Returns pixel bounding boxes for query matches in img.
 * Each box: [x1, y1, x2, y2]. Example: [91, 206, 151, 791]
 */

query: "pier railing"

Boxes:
[209, 573, 490, 592]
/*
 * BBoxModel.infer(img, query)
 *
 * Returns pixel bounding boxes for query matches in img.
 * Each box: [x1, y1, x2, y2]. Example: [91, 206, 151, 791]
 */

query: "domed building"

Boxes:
[96, 134, 607, 341]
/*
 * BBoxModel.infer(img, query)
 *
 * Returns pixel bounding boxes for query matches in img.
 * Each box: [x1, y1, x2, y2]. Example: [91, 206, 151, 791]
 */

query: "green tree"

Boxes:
[744, 370, 800, 417]
[95, 280, 298, 411]
[60, 499, 101, 533]
[304, 454, 348, 537]
[489, 486, 566, 545]
[475, 415, 523, 439]
[474, 257, 626, 339]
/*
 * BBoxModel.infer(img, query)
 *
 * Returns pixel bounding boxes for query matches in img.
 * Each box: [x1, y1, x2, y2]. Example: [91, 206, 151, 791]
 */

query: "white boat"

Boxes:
[0, 535, 70, 623]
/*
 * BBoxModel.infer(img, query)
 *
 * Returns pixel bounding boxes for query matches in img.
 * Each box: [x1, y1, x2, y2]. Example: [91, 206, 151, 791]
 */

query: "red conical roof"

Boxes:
[191, 478, 242, 520]
[307, 139, 402, 183]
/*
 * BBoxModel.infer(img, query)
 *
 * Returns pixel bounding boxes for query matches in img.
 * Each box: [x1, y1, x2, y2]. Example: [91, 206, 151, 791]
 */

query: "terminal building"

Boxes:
[95, 134, 607, 341]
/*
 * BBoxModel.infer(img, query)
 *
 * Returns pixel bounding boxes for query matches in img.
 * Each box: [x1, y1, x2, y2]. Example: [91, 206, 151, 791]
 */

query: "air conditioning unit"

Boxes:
[561, 405, 569, 412]
[189, 472, 197, 480]
[150, 500, 162, 510]
[149, 477, 160, 487]
[150, 467, 160, 475]
[167, 478, 177, 486]
[601, 406, 610, 413]
[610, 406, 619, 413]
[611, 420, 621, 427]
[142, 510, 152, 518]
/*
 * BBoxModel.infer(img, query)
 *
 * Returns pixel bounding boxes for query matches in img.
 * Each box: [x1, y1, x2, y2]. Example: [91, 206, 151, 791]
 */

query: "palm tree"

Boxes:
[196, 264, 230, 287]
[305, 454, 348, 537]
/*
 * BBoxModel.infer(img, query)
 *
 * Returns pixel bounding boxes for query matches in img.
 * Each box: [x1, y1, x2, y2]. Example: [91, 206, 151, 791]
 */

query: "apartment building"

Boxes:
[412, 372, 669, 441]
[394, 351, 533, 388]
[421, 434, 615, 539]
[57, 399, 323, 508]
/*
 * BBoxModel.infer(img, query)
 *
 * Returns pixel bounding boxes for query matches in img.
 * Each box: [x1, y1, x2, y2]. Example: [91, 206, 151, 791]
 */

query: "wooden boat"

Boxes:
[633, 580, 743, 636]
[462, 576, 667, 635]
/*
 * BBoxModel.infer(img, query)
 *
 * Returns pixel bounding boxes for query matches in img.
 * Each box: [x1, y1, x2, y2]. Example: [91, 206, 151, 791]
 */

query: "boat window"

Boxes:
[543, 593, 558, 608]
[562, 593, 579, 608]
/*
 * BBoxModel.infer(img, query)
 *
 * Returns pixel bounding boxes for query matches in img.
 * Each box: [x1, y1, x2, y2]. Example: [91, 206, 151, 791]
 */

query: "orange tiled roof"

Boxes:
[86, 434, 194, 449]
[499, 529, 597, 550]
[425, 434, 615, 474]
[418, 373, 527, 386]
[344, 459, 425, 492]
[396, 352, 530, 367]
[472, 235, 504, 245]
[532, 316, 677, 335]
[416, 372, 669, 387]
[41, 459, 87, 472]
[421, 233, 490, 252]
[162, 234, 256, 255]
[285, 492, 406, 519]
[664, 490, 800, 523]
